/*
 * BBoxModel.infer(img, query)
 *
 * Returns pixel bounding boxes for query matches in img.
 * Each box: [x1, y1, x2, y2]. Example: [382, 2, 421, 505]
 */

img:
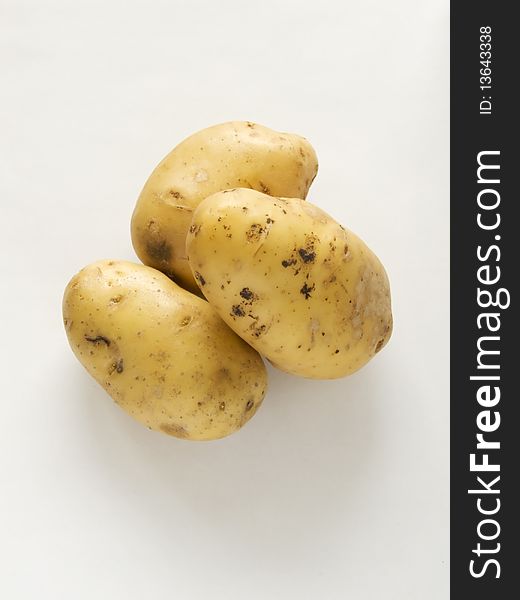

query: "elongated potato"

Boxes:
[131, 121, 318, 292]
[62, 260, 266, 440]
[186, 189, 392, 379]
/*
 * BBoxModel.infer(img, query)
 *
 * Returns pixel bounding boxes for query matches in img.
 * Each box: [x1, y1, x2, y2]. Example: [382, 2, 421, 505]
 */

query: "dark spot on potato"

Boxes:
[194, 271, 206, 286]
[219, 402, 226, 411]
[282, 258, 297, 268]
[231, 305, 245, 317]
[168, 189, 184, 200]
[109, 358, 124, 374]
[246, 122, 255, 128]
[146, 239, 172, 263]
[179, 315, 193, 327]
[300, 282, 315, 299]
[298, 248, 316, 263]
[242, 206, 249, 212]
[375, 338, 386, 353]
[85, 335, 110, 346]
[240, 287, 255, 301]
[258, 181, 270, 195]
[109, 295, 122, 304]
[216, 367, 231, 381]
[246, 223, 264, 242]
[249, 322, 267, 338]
[160, 423, 189, 438]
[266, 217, 274, 224]
[335, 349, 340, 354]
[245, 399, 254, 411]
[189, 223, 201, 236]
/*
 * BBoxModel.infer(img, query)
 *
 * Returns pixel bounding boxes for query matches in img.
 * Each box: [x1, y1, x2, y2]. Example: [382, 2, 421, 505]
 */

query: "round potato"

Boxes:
[62, 260, 267, 440]
[186, 189, 392, 379]
[131, 121, 318, 292]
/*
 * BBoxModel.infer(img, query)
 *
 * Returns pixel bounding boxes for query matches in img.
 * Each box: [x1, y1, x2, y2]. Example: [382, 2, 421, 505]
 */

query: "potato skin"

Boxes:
[62, 260, 266, 440]
[131, 121, 318, 292]
[186, 189, 392, 379]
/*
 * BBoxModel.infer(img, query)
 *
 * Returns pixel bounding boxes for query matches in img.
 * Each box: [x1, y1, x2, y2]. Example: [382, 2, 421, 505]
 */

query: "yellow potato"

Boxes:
[131, 121, 318, 292]
[62, 260, 267, 440]
[186, 189, 392, 379]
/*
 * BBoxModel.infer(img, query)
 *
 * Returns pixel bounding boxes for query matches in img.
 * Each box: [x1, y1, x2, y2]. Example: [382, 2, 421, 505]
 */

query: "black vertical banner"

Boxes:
[451, 3, 518, 598]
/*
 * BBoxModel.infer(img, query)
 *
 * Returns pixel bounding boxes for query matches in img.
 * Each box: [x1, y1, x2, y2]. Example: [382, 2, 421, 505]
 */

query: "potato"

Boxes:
[186, 189, 392, 379]
[62, 260, 267, 440]
[131, 121, 318, 293]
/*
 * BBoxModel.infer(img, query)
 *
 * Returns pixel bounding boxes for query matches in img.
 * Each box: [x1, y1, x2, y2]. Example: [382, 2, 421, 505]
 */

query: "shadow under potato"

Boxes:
[70, 361, 383, 561]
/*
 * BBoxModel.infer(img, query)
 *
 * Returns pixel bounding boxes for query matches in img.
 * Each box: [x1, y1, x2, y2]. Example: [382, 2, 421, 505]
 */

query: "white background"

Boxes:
[1, 1, 449, 598]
